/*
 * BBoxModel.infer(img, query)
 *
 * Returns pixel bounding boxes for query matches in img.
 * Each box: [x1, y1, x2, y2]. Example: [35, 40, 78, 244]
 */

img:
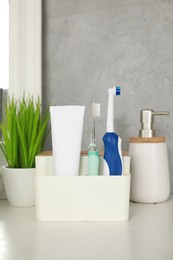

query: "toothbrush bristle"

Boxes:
[92, 103, 101, 117]
[115, 86, 121, 95]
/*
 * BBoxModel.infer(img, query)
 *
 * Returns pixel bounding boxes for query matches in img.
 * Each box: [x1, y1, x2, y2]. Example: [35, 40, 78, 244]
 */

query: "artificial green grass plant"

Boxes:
[0, 96, 50, 168]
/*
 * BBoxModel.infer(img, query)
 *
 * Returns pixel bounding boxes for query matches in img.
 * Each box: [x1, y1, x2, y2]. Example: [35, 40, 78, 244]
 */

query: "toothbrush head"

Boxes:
[114, 86, 121, 96]
[92, 103, 101, 117]
[108, 86, 121, 96]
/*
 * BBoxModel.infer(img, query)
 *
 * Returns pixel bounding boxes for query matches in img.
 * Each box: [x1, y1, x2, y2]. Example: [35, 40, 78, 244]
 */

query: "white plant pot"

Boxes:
[3, 166, 35, 207]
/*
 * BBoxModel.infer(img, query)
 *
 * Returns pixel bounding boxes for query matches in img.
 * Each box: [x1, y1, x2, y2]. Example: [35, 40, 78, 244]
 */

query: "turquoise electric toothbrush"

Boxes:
[102, 86, 123, 175]
[88, 103, 100, 176]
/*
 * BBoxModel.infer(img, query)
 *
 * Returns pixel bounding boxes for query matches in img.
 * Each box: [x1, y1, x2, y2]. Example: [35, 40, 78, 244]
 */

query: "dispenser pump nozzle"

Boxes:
[139, 109, 169, 137]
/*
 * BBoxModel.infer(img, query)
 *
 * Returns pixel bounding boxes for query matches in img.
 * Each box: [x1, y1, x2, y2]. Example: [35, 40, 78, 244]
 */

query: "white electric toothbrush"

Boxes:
[88, 103, 100, 176]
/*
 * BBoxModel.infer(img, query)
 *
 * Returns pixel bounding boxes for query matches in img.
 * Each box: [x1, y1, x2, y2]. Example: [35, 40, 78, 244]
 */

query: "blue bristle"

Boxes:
[115, 86, 121, 95]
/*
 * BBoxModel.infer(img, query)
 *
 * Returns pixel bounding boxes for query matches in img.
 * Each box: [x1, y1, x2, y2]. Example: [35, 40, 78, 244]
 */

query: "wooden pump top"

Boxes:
[129, 137, 166, 143]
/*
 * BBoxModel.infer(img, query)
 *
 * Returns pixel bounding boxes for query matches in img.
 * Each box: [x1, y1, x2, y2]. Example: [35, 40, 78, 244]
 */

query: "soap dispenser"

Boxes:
[129, 109, 170, 203]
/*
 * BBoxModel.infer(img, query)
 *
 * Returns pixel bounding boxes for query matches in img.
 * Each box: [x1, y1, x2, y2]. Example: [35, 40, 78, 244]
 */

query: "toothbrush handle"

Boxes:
[88, 151, 99, 176]
[103, 132, 123, 175]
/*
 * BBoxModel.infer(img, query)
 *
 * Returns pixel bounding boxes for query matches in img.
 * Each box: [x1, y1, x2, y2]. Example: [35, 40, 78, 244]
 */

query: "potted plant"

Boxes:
[0, 95, 50, 207]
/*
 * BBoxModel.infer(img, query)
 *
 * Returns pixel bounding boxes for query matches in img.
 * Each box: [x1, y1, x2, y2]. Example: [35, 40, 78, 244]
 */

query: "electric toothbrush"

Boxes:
[102, 86, 123, 176]
[88, 103, 100, 176]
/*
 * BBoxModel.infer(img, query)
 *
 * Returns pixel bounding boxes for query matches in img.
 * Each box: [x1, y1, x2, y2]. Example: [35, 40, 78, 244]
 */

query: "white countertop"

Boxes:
[0, 196, 173, 260]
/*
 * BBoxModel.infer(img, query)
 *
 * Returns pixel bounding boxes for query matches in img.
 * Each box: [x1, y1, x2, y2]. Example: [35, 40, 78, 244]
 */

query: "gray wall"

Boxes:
[42, 0, 173, 191]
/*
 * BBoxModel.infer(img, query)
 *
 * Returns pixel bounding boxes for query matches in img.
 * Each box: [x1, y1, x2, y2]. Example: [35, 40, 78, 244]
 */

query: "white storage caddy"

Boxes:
[35, 152, 131, 222]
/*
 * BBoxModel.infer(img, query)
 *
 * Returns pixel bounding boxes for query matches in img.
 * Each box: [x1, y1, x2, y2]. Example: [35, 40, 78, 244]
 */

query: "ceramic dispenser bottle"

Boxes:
[129, 109, 170, 203]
